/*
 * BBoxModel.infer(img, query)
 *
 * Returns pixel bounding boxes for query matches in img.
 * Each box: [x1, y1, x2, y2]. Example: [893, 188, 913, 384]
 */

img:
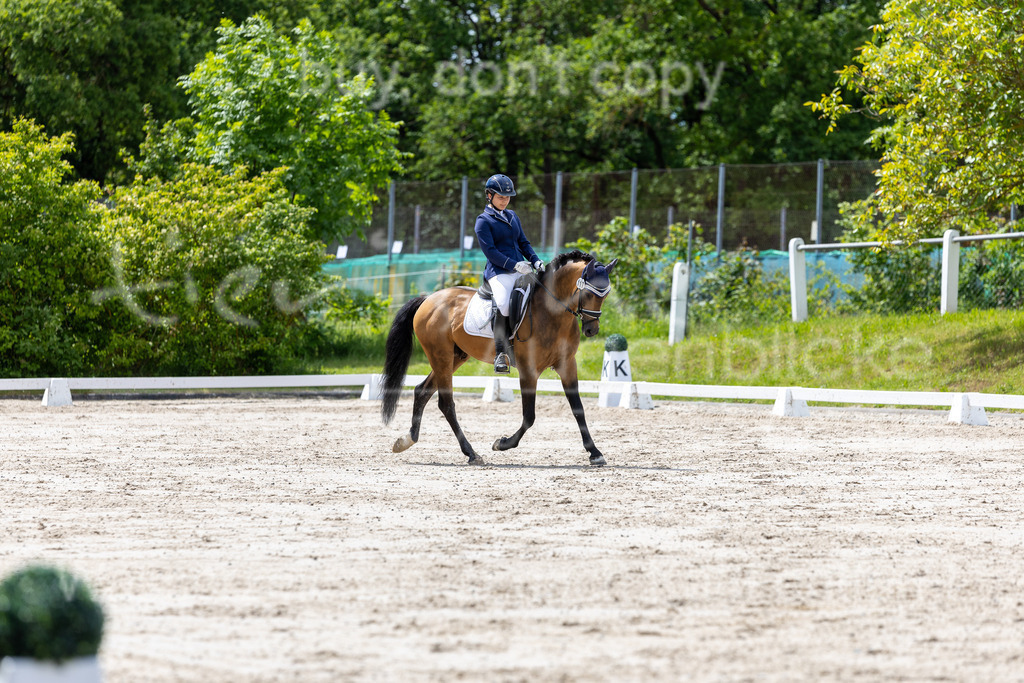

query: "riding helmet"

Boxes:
[485, 174, 516, 197]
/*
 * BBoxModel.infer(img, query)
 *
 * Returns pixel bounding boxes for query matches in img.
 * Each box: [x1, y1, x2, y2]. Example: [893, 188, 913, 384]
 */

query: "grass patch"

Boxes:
[290, 309, 1024, 395]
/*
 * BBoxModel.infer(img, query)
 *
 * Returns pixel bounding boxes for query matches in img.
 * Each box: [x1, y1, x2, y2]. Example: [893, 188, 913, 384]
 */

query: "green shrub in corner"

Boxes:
[95, 164, 328, 375]
[837, 197, 940, 313]
[0, 120, 114, 378]
[0, 566, 104, 663]
[960, 227, 1024, 310]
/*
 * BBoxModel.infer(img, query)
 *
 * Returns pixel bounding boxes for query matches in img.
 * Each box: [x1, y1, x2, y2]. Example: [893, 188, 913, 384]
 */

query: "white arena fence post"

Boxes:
[948, 393, 988, 426]
[618, 383, 654, 410]
[360, 374, 384, 400]
[788, 237, 808, 322]
[42, 378, 73, 407]
[482, 377, 513, 402]
[668, 261, 689, 345]
[940, 228, 960, 315]
[772, 387, 809, 417]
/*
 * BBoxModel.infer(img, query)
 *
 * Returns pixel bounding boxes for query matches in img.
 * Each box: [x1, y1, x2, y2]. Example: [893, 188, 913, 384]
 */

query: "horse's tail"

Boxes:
[381, 294, 427, 425]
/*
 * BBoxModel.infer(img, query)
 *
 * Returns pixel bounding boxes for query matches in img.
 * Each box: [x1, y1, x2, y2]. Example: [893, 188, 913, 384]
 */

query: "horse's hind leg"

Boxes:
[437, 380, 483, 464]
[392, 373, 438, 453]
[434, 350, 482, 464]
[394, 347, 480, 464]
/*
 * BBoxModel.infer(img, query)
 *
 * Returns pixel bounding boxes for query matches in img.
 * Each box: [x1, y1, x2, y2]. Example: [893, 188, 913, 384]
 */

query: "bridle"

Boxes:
[514, 261, 611, 343]
[572, 276, 611, 321]
[533, 266, 610, 321]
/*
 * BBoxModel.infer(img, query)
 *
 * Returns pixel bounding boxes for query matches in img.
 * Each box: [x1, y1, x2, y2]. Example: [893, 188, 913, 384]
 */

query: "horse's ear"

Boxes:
[605, 258, 619, 273]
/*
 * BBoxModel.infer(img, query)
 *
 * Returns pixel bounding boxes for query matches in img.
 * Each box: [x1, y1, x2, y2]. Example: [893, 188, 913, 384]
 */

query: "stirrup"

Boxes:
[494, 352, 510, 374]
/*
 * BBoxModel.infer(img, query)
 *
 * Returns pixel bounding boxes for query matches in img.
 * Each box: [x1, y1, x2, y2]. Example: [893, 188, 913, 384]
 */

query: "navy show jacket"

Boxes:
[474, 205, 540, 280]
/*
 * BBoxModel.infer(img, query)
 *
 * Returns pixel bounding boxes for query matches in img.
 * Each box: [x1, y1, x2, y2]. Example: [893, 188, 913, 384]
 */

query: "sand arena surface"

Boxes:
[2, 393, 1023, 681]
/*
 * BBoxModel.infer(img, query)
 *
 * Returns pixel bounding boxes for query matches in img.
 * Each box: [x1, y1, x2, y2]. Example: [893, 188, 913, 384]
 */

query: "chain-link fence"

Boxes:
[336, 160, 880, 259]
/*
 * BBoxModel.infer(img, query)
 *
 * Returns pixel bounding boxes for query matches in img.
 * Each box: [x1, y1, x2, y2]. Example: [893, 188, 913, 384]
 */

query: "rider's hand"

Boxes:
[533, 260, 543, 271]
[514, 261, 532, 275]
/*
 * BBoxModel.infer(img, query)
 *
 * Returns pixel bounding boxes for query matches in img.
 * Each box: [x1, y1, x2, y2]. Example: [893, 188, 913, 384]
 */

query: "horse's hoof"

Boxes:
[467, 455, 486, 466]
[589, 454, 607, 467]
[492, 437, 504, 451]
[392, 434, 415, 453]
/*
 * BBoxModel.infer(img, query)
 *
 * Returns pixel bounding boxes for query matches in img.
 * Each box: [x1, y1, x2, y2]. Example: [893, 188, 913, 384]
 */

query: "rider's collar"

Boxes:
[485, 205, 512, 222]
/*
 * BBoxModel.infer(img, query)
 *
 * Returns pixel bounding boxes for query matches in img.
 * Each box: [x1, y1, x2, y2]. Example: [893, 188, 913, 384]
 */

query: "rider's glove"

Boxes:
[514, 261, 532, 275]
[533, 260, 543, 271]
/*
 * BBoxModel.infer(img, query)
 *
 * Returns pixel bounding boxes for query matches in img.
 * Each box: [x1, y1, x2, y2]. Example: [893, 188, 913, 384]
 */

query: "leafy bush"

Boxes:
[568, 216, 665, 315]
[318, 282, 391, 330]
[95, 164, 328, 375]
[837, 198, 941, 313]
[0, 120, 114, 378]
[960, 230, 1024, 310]
[153, 15, 405, 243]
[0, 566, 104, 663]
[689, 248, 790, 324]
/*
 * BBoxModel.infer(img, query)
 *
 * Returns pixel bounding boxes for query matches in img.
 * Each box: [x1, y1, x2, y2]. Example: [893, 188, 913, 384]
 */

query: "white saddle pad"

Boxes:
[462, 283, 532, 339]
[463, 293, 495, 338]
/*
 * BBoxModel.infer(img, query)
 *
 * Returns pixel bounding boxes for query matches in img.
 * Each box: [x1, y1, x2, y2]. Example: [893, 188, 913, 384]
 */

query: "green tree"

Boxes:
[311, 0, 881, 179]
[169, 15, 405, 242]
[95, 164, 327, 375]
[811, 0, 1024, 241]
[0, 120, 113, 377]
[0, 0, 317, 183]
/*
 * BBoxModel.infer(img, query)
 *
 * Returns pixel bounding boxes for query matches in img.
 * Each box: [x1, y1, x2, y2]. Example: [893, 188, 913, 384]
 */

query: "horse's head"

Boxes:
[574, 257, 618, 337]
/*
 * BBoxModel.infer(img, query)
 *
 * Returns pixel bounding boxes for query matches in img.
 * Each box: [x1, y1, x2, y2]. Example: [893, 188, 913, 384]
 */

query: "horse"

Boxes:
[380, 250, 619, 466]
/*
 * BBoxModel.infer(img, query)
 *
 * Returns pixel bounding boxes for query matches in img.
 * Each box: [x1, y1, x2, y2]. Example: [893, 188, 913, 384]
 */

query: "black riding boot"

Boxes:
[493, 314, 511, 374]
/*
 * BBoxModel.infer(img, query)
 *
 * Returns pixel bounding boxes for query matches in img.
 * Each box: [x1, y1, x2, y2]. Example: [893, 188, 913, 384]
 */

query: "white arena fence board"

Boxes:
[640, 382, 778, 401]
[790, 387, 952, 407]
[2, 375, 1021, 424]
[973, 393, 1024, 411]
[0, 379, 52, 391]
[66, 375, 377, 391]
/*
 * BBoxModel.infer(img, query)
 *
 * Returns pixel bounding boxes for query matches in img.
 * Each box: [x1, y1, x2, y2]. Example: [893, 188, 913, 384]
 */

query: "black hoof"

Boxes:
[467, 454, 486, 466]
[589, 454, 607, 467]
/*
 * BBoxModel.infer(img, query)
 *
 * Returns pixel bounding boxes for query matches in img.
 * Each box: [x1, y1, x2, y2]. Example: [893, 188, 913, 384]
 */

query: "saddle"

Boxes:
[465, 274, 533, 347]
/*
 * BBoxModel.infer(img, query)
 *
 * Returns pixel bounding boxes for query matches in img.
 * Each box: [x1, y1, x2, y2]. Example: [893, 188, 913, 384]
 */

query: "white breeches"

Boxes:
[487, 273, 518, 316]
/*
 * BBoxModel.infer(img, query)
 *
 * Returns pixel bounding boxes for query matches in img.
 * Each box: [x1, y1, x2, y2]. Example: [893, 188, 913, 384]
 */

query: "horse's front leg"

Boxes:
[557, 360, 605, 466]
[492, 367, 537, 452]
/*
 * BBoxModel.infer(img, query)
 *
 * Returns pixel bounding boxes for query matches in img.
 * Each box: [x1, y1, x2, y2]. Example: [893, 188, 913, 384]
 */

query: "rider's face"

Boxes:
[491, 193, 511, 211]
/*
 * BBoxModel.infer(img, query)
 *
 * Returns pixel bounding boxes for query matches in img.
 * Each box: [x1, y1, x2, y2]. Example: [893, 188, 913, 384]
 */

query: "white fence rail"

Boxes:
[3, 375, 1022, 426]
[788, 229, 1024, 321]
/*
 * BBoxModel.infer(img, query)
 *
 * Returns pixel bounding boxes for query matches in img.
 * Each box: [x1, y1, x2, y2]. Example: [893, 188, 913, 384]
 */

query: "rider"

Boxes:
[474, 174, 543, 374]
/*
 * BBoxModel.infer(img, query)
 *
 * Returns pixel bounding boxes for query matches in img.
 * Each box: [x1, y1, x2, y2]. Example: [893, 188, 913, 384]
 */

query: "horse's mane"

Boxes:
[542, 250, 594, 278]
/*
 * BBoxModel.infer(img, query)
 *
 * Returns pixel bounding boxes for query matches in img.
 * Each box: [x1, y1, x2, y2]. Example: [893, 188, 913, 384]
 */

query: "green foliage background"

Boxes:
[0, 121, 112, 377]
[0, 123, 334, 378]
[176, 16, 405, 243]
[96, 164, 328, 375]
[1, 0, 883, 184]
[812, 0, 1024, 241]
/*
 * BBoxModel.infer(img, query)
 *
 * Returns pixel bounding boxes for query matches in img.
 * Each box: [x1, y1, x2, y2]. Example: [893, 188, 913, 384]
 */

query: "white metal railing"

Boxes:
[788, 230, 1024, 321]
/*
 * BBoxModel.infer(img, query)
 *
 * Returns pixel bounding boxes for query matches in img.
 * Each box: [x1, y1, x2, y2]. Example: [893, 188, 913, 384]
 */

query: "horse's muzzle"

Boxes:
[582, 321, 600, 337]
